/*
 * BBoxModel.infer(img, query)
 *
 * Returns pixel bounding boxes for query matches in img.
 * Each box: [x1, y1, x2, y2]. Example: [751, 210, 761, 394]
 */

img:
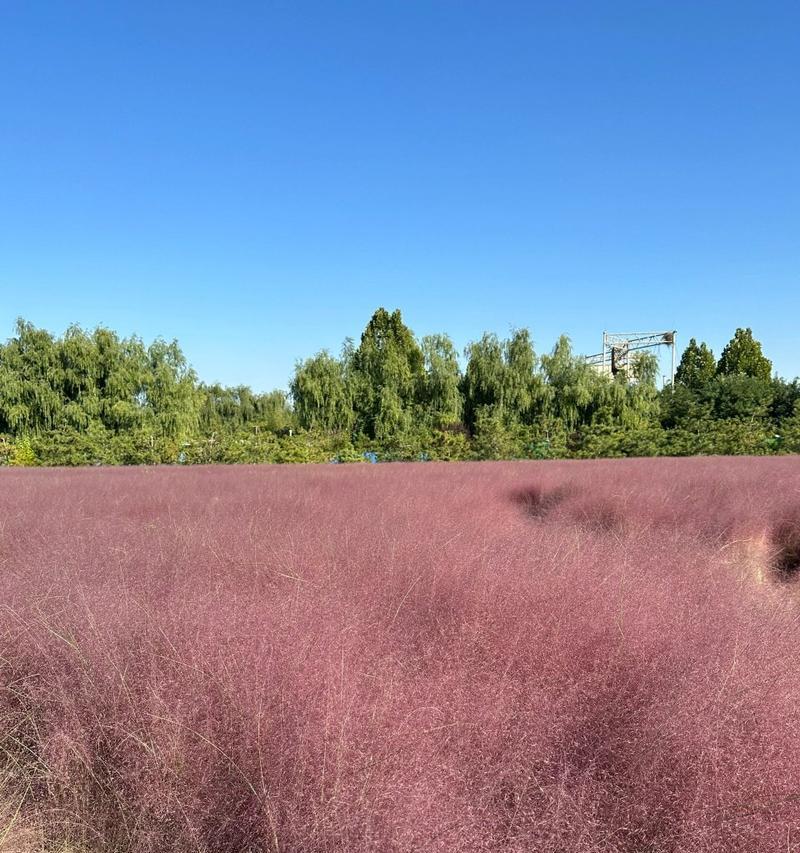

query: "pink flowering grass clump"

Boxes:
[2, 458, 800, 852]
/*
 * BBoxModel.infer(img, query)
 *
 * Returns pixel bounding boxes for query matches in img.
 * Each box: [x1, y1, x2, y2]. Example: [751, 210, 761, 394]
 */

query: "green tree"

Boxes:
[630, 352, 659, 388]
[539, 335, 597, 430]
[420, 334, 463, 426]
[717, 328, 772, 380]
[769, 378, 800, 423]
[472, 406, 522, 460]
[0, 320, 201, 451]
[199, 384, 292, 434]
[0, 319, 62, 433]
[659, 383, 714, 430]
[290, 350, 353, 432]
[0, 311, 792, 466]
[675, 338, 716, 389]
[144, 338, 201, 441]
[779, 401, 800, 453]
[462, 328, 544, 430]
[462, 333, 506, 430]
[350, 308, 425, 440]
[256, 390, 294, 432]
[706, 374, 774, 422]
[503, 328, 544, 424]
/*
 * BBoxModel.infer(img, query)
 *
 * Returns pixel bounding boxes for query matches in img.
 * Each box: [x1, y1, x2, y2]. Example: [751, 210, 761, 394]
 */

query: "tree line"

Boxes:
[1, 310, 798, 466]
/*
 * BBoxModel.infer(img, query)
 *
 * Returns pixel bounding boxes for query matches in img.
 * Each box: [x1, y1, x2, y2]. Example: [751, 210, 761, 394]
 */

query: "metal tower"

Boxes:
[585, 331, 677, 386]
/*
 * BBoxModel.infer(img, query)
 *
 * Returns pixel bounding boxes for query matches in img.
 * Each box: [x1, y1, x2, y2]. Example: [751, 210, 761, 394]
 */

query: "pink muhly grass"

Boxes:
[0, 458, 799, 851]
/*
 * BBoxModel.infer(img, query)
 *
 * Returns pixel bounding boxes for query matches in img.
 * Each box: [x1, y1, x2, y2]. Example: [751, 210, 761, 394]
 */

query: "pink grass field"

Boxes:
[2, 458, 800, 852]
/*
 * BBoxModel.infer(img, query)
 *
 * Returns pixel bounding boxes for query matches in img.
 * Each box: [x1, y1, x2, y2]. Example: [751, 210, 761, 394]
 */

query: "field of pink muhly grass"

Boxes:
[2, 458, 800, 852]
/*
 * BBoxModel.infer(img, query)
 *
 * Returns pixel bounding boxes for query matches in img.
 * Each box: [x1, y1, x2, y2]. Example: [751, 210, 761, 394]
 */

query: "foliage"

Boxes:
[539, 336, 598, 430]
[461, 332, 507, 429]
[0, 319, 200, 444]
[675, 338, 716, 390]
[461, 329, 546, 431]
[426, 425, 472, 461]
[200, 384, 293, 434]
[349, 308, 425, 440]
[472, 406, 521, 460]
[778, 401, 800, 453]
[0, 313, 797, 464]
[420, 334, 462, 426]
[717, 327, 772, 380]
[290, 351, 352, 433]
[8, 435, 37, 466]
[708, 375, 774, 421]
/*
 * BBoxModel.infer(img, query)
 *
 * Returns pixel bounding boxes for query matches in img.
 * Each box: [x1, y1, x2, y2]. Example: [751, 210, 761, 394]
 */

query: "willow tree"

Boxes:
[200, 385, 293, 434]
[254, 390, 293, 432]
[462, 328, 546, 431]
[200, 384, 250, 430]
[619, 352, 660, 426]
[144, 338, 201, 441]
[290, 350, 353, 433]
[539, 336, 598, 430]
[0, 320, 62, 433]
[462, 332, 506, 430]
[0, 319, 200, 444]
[59, 324, 101, 428]
[91, 327, 149, 432]
[420, 333, 462, 426]
[503, 328, 546, 424]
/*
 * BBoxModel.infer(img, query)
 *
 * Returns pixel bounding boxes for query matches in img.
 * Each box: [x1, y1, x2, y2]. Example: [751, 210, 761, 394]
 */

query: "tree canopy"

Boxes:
[717, 328, 772, 381]
[675, 338, 716, 390]
[0, 313, 795, 465]
[349, 308, 425, 440]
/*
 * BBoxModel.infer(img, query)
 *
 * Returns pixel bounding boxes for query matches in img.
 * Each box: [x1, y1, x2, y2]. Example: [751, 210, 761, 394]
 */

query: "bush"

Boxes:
[6, 436, 37, 467]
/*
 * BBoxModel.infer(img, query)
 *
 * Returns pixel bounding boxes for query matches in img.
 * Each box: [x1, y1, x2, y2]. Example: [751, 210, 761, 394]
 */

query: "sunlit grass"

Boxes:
[1, 459, 800, 851]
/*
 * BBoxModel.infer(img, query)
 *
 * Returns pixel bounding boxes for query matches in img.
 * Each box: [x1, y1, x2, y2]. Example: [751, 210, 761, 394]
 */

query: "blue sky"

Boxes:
[2, 1, 798, 390]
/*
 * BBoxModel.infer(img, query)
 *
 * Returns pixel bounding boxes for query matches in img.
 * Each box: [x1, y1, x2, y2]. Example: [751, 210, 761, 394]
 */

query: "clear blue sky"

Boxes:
[2, 1, 799, 390]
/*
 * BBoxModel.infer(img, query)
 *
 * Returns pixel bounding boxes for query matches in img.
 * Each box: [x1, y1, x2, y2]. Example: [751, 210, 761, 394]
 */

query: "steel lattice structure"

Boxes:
[585, 331, 677, 385]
